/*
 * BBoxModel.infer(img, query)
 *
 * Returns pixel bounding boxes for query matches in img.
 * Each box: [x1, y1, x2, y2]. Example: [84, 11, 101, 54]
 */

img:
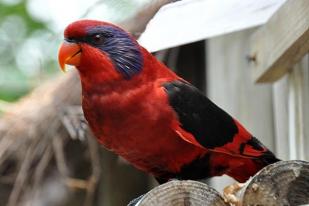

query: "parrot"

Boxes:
[58, 20, 280, 184]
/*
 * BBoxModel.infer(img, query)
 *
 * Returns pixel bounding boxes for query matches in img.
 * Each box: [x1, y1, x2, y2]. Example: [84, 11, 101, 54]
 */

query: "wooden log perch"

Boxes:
[237, 160, 309, 206]
[132, 160, 309, 206]
[136, 180, 228, 206]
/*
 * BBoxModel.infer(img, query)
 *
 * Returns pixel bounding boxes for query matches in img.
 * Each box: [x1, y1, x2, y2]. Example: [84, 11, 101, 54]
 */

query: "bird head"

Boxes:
[58, 20, 144, 81]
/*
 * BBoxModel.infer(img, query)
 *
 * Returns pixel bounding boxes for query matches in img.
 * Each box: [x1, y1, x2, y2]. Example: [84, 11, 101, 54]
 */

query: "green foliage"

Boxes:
[0, 0, 51, 102]
[0, 1, 47, 34]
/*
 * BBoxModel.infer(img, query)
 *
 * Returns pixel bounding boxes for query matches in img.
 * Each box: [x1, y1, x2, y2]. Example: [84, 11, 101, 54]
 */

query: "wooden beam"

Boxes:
[250, 0, 309, 83]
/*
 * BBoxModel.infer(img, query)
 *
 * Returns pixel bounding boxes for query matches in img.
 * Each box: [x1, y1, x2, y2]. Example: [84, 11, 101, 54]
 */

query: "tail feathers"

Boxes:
[259, 150, 281, 166]
[230, 150, 280, 182]
[242, 136, 280, 166]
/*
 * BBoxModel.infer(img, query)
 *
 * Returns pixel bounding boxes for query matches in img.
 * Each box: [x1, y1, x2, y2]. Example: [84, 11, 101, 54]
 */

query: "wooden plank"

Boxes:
[302, 55, 309, 160]
[138, 0, 286, 52]
[272, 76, 290, 159]
[272, 55, 309, 161]
[288, 55, 309, 160]
[250, 0, 309, 83]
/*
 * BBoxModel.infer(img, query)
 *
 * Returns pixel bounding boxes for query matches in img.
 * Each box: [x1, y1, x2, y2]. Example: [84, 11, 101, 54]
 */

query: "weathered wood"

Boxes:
[287, 57, 309, 160]
[239, 160, 309, 206]
[134, 161, 309, 206]
[272, 54, 309, 161]
[250, 0, 309, 83]
[272, 75, 290, 160]
[138, 0, 286, 52]
[120, 0, 176, 38]
[136, 180, 228, 206]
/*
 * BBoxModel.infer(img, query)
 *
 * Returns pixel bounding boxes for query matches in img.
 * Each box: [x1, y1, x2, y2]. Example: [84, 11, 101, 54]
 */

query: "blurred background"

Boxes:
[0, 0, 149, 107]
[0, 0, 308, 206]
[0, 1, 159, 206]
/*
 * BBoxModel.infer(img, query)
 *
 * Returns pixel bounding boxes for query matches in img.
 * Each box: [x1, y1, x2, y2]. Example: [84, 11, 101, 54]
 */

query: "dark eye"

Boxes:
[66, 37, 75, 43]
[91, 34, 105, 44]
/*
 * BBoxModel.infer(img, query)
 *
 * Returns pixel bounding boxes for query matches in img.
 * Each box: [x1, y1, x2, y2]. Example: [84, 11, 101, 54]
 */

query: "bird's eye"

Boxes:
[91, 34, 105, 44]
[66, 37, 75, 43]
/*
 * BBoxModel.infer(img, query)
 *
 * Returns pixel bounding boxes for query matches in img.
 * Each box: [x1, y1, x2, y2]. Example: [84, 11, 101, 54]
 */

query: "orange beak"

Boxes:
[58, 42, 81, 72]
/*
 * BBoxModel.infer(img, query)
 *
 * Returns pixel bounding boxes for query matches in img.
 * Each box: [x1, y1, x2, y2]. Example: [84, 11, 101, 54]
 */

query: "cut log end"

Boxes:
[241, 160, 309, 206]
[133, 161, 309, 206]
[137, 180, 228, 206]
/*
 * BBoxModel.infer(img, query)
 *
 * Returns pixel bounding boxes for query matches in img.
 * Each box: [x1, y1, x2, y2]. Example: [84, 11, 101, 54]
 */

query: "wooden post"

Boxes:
[136, 180, 228, 206]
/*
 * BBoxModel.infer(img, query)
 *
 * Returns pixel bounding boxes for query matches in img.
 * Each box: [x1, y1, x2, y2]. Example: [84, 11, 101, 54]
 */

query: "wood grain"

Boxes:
[240, 160, 309, 205]
[250, 0, 309, 83]
[137, 180, 228, 206]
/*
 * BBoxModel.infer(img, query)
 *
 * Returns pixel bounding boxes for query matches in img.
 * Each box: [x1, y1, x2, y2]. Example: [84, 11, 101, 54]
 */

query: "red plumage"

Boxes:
[58, 20, 279, 183]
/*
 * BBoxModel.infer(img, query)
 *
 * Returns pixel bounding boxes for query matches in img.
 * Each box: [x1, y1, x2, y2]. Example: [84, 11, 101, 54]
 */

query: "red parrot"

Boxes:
[58, 20, 279, 184]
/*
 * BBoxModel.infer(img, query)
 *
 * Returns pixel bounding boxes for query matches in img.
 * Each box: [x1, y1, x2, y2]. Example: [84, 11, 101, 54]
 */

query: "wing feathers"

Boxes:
[163, 80, 272, 159]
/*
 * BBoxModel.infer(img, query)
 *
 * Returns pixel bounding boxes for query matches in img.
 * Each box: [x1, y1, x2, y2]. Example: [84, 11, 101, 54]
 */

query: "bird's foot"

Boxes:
[60, 106, 88, 141]
[223, 182, 245, 206]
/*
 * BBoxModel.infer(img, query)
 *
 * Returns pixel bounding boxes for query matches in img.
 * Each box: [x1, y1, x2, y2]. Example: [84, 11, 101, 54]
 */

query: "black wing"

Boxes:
[163, 80, 238, 149]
